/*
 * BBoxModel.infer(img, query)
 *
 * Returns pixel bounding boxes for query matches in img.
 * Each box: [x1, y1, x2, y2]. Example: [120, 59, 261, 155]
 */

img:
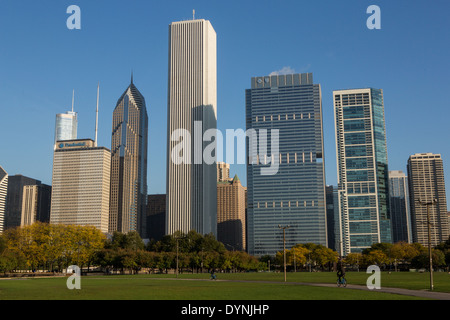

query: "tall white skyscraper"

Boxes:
[166, 18, 217, 236]
[55, 92, 78, 146]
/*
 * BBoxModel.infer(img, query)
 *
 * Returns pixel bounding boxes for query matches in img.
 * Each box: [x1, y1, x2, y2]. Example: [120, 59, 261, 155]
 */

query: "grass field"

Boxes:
[0, 271, 448, 300]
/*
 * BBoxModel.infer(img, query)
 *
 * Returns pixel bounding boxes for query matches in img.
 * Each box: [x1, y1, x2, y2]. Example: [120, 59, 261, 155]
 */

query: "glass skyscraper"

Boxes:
[246, 73, 327, 256]
[388, 170, 411, 243]
[55, 111, 77, 146]
[109, 78, 148, 238]
[334, 88, 392, 255]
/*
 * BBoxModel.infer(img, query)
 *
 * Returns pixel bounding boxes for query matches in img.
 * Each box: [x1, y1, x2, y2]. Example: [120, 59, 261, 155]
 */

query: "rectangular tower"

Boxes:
[246, 73, 327, 256]
[51, 139, 111, 233]
[334, 88, 391, 255]
[166, 19, 217, 236]
[389, 170, 411, 243]
[407, 153, 449, 246]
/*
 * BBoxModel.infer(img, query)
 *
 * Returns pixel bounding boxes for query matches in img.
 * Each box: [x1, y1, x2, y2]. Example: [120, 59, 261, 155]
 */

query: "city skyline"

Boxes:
[1, 1, 450, 211]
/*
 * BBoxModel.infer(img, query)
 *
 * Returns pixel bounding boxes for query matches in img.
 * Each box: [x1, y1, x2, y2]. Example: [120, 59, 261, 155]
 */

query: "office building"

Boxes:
[0, 166, 8, 233]
[166, 18, 217, 236]
[217, 162, 231, 182]
[55, 92, 78, 147]
[50, 139, 111, 233]
[246, 73, 327, 256]
[147, 194, 166, 241]
[389, 170, 411, 243]
[109, 78, 148, 238]
[217, 174, 247, 251]
[21, 184, 51, 226]
[326, 185, 339, 251]
[407, 153, 449, 246]
[5, 175, 41, 229]
[334, 88, 391, 255]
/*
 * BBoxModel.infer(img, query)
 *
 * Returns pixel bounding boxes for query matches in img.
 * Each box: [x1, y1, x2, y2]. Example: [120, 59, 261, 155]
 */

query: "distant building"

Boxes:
[21, 184, 51, 226]
[217, 162, 231, 182]
[5, 175, 41, 229]
[0, 166, 8, 233]
[147, 194, 166, 241]
[407, 153, 449, 246]
[217, 175, 246, 251]
[389, 170, 411, 243]
[55, 111, 77, 147]
[334, 88, 392, 255]
[325, 185, 338, 251]
[50, 139, 111, 233]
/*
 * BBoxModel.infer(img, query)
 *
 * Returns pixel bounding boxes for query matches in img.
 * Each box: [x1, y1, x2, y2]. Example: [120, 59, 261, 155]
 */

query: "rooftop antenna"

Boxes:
[193, 9, 195, 20]
[95, 83, 99, 147]
[71, 89, 75, 112]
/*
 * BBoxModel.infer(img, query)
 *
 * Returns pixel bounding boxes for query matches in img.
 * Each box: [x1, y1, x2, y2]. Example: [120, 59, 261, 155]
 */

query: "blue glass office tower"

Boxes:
[246, 73, 327, 256]
[334, 88, 392, 255]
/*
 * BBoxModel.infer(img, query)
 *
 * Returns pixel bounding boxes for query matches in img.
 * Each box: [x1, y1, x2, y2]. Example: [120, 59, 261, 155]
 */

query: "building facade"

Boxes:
[50, 139, 111, 233]
[334, 88, 391, 255]
[109, 79, 148, 238]
[166, 18, 217, 236]
[147, 194, 166, 241]
[246, 73, 327, 256]
[0, 166, 8, 233]
[217, 174, 247, 251]
[217, 162, 231, 182]
[407, 153, 449, 246]
[388, 170, 411, 243]
[55, 111, 77, 146]
[21, 184, 51, 226]
[5, 175, 41, 229]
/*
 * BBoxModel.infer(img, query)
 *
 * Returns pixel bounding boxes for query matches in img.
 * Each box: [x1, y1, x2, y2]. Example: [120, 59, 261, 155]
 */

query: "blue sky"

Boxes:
[0, 0, 449, 208]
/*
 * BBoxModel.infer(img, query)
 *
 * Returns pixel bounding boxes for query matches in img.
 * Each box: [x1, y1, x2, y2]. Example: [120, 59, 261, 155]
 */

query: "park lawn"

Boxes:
[140, 271, 450, 292]
[0, 274, 435, 300]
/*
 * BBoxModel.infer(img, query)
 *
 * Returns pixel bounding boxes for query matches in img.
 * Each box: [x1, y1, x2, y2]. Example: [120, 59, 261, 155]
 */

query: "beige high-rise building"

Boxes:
[166, 18, 217, 236]
[50, 139, 111, 233]
[217, 174, 246, 251]
[407, 153, 449, 246]
[0, 166, 7, 233]
[217, 162, 231, 182]
[21, 184, 51, 226]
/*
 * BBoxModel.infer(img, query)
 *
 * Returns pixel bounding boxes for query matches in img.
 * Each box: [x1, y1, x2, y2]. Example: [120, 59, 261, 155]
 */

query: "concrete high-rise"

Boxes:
[246, 73, 327, 256]
[389, 170, 411, 243]
[407, 153, 449, 246]
[109, 78, 148, 238]
[334, 88, 391, 255]
[166, 18, 217, 236]
[21, 184, 51, 226]
[0, 166, 8, 233]
[50, 139, 111, 233]
[217, 174, 246, 251]
[217, 162, 231, 182]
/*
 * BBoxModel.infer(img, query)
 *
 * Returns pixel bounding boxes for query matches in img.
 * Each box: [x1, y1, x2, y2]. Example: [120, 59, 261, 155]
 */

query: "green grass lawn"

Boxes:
[0, 271, 448, 300]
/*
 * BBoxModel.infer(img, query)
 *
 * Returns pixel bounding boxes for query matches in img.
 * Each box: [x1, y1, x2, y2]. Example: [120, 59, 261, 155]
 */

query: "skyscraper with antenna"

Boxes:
[54, 90, 78, 148]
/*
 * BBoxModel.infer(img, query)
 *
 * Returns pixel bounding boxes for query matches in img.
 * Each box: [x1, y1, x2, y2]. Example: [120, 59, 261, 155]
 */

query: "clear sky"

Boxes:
[0, 0, 449, 209]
